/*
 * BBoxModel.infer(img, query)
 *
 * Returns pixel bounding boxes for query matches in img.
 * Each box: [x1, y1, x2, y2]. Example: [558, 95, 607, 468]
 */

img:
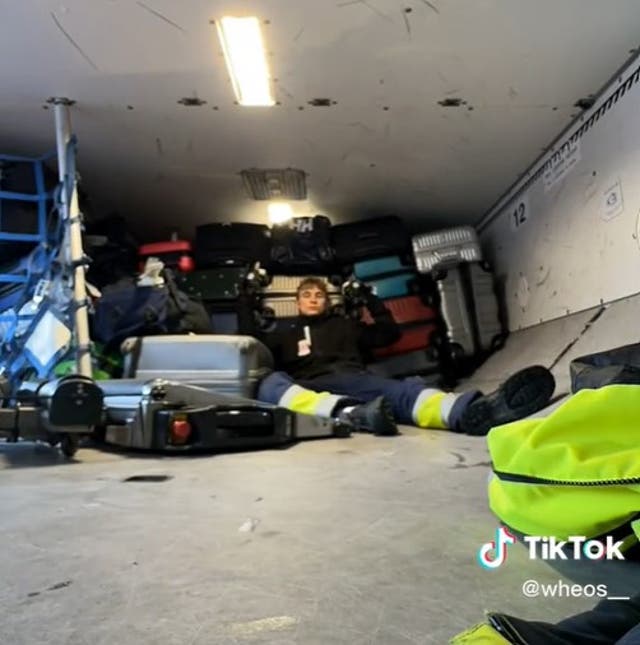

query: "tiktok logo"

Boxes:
[477, 527, 517, 569]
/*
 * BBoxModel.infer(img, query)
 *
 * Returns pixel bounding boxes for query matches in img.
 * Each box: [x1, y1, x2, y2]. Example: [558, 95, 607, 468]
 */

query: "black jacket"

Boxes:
[238, 296, 400, 380]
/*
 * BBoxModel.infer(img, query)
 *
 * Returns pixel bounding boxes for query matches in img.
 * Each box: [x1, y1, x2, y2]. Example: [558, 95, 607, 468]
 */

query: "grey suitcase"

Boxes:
[100, 379, 347, 451]
[101, 380, 294, 450]
[437, 262, 503, 358]
[412, 226, 481, 274]
[121, 335, 273, 398]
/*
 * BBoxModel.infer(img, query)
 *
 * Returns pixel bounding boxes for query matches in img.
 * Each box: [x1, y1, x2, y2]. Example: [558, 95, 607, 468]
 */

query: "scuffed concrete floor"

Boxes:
[1, 426, 633, 645]
[3, 297, 640, 644]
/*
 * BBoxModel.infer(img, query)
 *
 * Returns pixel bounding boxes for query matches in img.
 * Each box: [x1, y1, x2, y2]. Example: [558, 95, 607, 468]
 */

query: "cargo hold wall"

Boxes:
[477, 52, 640, 332]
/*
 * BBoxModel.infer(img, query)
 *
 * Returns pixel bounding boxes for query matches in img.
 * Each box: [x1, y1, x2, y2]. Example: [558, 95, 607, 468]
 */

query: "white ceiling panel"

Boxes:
[0, 0, 639, 237]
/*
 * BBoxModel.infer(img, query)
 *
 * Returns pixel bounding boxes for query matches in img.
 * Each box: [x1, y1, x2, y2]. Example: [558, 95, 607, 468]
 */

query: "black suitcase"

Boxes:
[269, 215, 335, 273]
[210, 310, 239, 335]
[331, 216, 411, 265]
[194, 222, 271, 268]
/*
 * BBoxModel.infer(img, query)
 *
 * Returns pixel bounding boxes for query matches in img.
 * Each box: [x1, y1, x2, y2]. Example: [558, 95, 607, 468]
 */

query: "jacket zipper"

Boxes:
[493, 470, 640, 487]
[487, 613, 529, 645]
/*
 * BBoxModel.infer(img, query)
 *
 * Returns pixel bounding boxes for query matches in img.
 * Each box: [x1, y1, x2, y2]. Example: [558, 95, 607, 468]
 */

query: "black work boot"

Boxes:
[459, 365, 556, 436]
[339, 396, 398, 436]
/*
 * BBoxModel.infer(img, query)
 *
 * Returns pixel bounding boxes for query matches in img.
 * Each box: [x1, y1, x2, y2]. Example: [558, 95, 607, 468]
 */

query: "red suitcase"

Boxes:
[373, 323, 438, 358]
[361, 296, 437, 326]
[139, 240, 194, 272]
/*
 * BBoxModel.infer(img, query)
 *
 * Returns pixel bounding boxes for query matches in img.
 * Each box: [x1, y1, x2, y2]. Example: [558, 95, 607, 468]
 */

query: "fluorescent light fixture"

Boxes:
[216, 16, 275, 107]
[268, 202, 294, 224]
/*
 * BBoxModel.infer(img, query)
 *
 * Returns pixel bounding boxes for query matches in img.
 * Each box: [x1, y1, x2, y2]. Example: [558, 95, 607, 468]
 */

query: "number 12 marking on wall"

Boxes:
[510, 195, 530, 232]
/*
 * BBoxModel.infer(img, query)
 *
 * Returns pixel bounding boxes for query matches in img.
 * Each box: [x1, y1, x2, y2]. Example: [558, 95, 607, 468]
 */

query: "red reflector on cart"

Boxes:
[170, 418, 192, 444]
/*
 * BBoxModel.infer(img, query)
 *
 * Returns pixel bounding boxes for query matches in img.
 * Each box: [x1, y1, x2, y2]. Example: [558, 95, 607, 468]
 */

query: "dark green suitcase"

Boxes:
[177, 267, 248, 301]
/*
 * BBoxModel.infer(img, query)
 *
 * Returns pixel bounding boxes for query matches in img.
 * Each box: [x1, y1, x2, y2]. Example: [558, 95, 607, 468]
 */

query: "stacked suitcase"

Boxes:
[139, 239, 194, 273]
[181, 222, 273, 334]
[330, 215, 441, 378]
[330, 215, 411, 268]
[269, 215, 335, 275]
[194, 222, 272, 269]
[411, 226, 505, 373]
[175, 266, 250, 334]
[255, 215, 341, 331]
[353, 255, 440, 376]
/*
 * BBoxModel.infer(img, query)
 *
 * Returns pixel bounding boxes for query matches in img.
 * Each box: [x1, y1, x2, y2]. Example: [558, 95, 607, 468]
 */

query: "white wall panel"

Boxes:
[479, 56, 640, 330]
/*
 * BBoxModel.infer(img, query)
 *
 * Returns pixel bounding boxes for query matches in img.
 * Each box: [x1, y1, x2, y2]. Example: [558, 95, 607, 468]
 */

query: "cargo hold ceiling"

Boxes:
[0, 0, 639, 238]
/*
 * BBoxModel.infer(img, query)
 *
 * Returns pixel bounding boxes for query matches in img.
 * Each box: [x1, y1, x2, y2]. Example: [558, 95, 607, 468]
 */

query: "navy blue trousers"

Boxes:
[497, 593, 640, 644]
[258, 370, 428, 425]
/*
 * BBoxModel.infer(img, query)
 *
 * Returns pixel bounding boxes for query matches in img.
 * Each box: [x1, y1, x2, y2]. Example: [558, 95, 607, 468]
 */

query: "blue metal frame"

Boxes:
[0, 149, 57, 283]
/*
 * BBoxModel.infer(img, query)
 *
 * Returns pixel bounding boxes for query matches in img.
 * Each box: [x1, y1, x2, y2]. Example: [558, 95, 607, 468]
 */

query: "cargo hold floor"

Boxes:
[2, 295, 640, 644]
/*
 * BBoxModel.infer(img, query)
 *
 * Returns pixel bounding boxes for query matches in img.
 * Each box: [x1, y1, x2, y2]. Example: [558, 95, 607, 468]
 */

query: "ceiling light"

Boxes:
[268, 202, 294, 224]
[216, 16, 274, 107]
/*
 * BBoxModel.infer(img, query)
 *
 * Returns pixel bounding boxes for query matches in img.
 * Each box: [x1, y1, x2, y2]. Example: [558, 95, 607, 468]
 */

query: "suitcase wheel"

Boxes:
[333, 424, 352, 438]
[490, 332, 508, 352]
[60, 434, 79, 458]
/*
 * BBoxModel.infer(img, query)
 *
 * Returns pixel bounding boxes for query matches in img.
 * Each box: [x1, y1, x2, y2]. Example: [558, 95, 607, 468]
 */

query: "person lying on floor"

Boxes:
[238, 276, 555, 436]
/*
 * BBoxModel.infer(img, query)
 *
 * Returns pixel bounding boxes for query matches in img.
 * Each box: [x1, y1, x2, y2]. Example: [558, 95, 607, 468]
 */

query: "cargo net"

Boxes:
[0, 146, 80, 388]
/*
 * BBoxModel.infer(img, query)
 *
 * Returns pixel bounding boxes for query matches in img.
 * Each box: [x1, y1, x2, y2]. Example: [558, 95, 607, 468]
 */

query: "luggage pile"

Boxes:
[83, 213, 506, 383]
[326, 216, 444, 378]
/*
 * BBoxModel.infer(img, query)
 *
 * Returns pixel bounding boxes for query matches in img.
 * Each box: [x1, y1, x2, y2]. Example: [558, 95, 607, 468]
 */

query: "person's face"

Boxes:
[297, 285, 327, 316]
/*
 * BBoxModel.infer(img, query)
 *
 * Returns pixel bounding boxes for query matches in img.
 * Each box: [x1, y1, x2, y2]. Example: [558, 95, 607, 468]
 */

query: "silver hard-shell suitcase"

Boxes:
[110, 335, 346, 449]
[437, 263, 503, 358]
[121, 335, 273, 398]
[412, 226, 481, 274]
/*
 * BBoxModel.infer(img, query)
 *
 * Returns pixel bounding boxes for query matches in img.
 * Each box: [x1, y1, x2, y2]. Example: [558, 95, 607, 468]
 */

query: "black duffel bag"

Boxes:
[570, 342, 640, 392]
[270, 215, 335, 273]
[92, 270, 212, 349]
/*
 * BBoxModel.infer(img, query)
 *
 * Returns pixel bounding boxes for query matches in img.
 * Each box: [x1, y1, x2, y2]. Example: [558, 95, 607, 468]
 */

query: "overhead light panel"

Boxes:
[268, 202, 294, 224]
[216, 16, 275, 107]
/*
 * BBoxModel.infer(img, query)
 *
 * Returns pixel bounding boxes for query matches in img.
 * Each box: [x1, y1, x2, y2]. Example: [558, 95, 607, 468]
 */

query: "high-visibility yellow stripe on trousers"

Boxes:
[278, 384, 345, 417]
[412, 388, 468, 429]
